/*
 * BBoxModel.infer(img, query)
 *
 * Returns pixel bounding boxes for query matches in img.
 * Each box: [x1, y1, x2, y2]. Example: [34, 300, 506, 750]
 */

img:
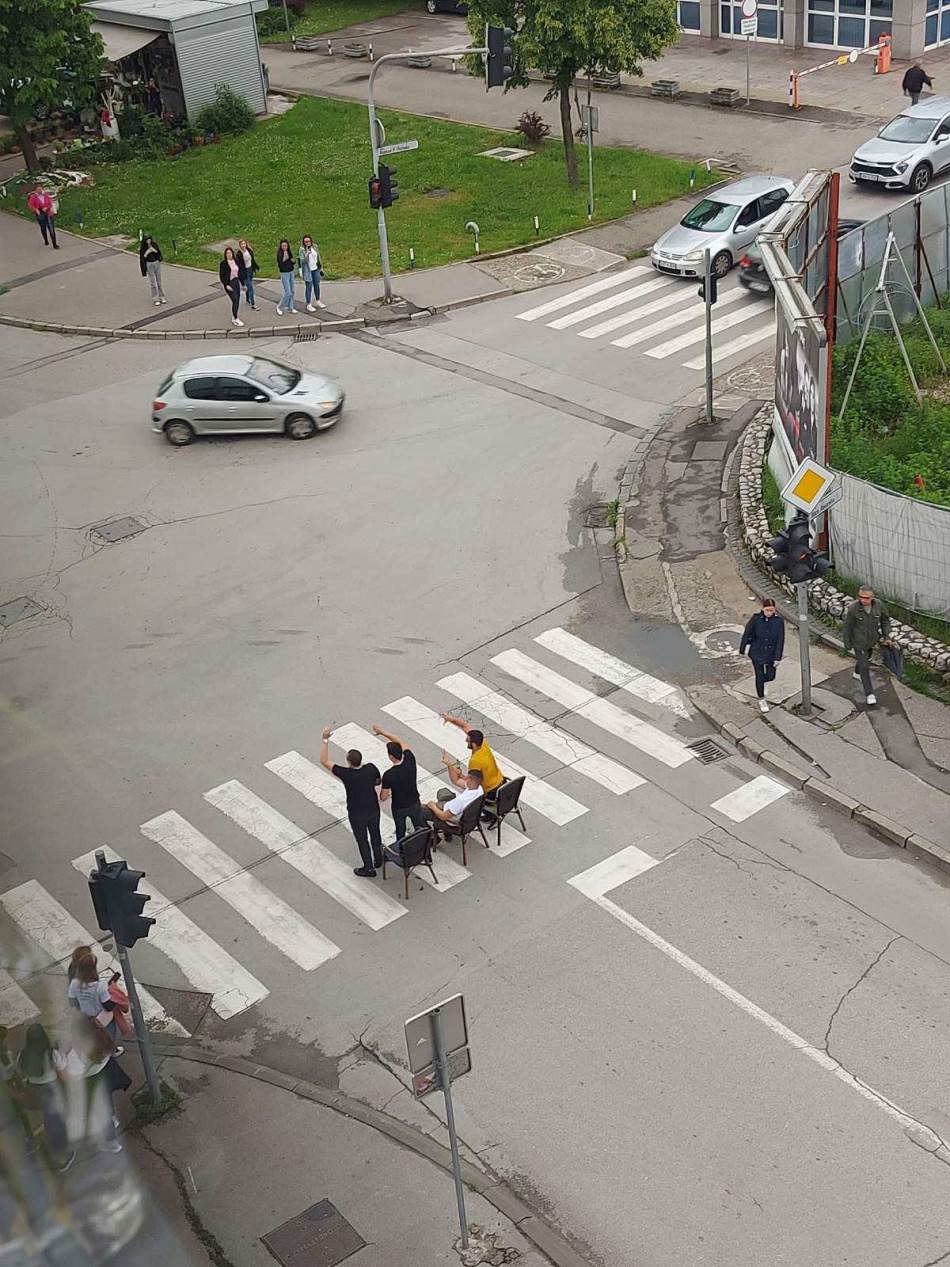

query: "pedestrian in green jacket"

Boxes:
[842, 586, 890, 707]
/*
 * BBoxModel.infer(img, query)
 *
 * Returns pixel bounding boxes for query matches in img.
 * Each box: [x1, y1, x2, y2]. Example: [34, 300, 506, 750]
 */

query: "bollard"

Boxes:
[172, 239, 177, 253]
[327, 38, 333, 55]
[533, 214, 540, 235]
[409, 246, 416, 269]
[451, 57, 457, 72]
[631, 188, 637, 205]
[369, 42, 374, 61]
[465, 220, 480, 254]
[689, 168, 695, 188]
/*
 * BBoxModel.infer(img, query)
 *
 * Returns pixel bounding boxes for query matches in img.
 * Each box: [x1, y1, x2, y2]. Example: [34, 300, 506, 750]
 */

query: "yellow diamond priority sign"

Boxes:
[780, 457, 836, 515]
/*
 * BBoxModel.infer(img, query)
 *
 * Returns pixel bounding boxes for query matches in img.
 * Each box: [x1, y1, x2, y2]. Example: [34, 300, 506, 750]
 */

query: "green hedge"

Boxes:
[831, 306, 950, 507]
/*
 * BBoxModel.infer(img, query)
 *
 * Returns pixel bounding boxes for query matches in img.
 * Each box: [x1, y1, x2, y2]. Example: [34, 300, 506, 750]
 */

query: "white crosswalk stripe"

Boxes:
[491, 649, 694, 769]
[513, 266, 773, 369]
[329, 723, 471, 891]
[140, 811, 342, 970]
[205, 778, 407, 929]
[382, 696, 587, 826]
[0, 970, 40, 1028]
[436, 672, 645, 795]
[264, 751, 349, 824]
[515, 265, 648, 322]
[534, 628, 690, 718]
[0, 878, 187, 1034]
[710, 774, 790, 823]
[71, 848, 268, 1020]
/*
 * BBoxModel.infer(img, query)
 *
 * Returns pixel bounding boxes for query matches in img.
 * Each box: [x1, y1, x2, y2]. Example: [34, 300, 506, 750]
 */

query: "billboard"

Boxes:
[774, 294, 827, 465]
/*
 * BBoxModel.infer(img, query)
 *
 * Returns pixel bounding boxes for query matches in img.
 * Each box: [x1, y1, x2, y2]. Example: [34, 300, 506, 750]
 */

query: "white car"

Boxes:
[849, 97, 950, 193]
[650, 175, 794, 279]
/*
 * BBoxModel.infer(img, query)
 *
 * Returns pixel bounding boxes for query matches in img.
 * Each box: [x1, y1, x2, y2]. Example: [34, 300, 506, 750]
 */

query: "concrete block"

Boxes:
[721, 722, 745, 744]
[212, 1053, 255, 1074]
[479, 1181, 533, 1225]
[249, 1066, 301, 1092]
[802, 778, 860, 818]
[759, 750, 809, 789]
[515, 1217, 593, 1267]
[907, 834, 950, 874]
[737, 736, 766, 761]
[854, 807, 910, 847]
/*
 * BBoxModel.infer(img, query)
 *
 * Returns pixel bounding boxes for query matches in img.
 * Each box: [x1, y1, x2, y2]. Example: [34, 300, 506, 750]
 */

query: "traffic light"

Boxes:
[368, 174, 382, 210]
[89, 856, 155, 948]
[767, 511, 830, 584]
[379, 163, 398, 208]
[486, 25, 515, 89]
[697, 272, 718, 304]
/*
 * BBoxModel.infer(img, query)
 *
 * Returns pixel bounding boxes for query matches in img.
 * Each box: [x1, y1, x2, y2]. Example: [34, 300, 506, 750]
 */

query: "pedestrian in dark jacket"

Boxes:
[842, 586, 890, 707]
[902, 62, 933, 105]
[740, 598, 785, 714]
[219, 246, 246, 327]
[276, 238, 297, 316]
[139, 235, 166, 306]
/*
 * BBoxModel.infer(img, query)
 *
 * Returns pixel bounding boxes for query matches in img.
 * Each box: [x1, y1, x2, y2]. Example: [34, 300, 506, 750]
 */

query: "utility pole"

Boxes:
[796, 583, 813, 718]
[586, 74, 595, 222]
[703, 248, 714, 424]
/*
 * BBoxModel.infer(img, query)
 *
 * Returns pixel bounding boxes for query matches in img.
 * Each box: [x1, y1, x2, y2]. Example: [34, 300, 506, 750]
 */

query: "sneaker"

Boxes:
[113, 1046, 124, 1057]
[852, 671, 861, 681]
[251, 304, 259, 310]
[758, 698, 769, 713]
[53, 243, 60, 250]
[231, 317, 244, 327]
[160, 297, 167, 305]
[288, 308, 299, 314]
[372, 857, 384, 870]
[316, 300, 326, 309]
[276, 305, 283, 316]
[306, 303, 317, 313]
[354, 866, 377, 878]
[58, 1150, 76, 1173]
[866, 693, 877, 706]
[154, 300, 162, 306]
[99, 1139, 122, 1154]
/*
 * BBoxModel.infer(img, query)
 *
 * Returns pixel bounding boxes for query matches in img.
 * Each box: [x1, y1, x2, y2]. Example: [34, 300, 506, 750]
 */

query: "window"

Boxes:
[214, 378, 261, 402]
[736, 200, 762, 228]
[247, 358, 300, 395]
[879, 115, 935, 143]
[806, 0, 891, 45]
[720, 0, 783, 40]
[183, 377, 218, 400]
[681, 199, 737, 232]
[678, 0, 701, 28]
[759, 188, 790, 217]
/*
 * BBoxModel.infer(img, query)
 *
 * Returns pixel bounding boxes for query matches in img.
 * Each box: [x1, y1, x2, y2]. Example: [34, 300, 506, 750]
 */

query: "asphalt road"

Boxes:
[3, 311, 950, 1267]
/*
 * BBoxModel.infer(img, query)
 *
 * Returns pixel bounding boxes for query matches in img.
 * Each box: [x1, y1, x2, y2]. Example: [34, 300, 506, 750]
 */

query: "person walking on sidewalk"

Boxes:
[139, 235, 166, 306]
[18, 1024, 74, 1172]
[740, 598, 785, 714]
[26, 185, 58, 248]
[373, 723, 426, 842]
[320, 727, 383, 877]
[237, 238, 259, 311]
[298, 235, 326, 312]
[843, 585, 890, 708]
[219, 246, 245, 327]
[276, 238, 297, 315]
[902, 61, 933, 105]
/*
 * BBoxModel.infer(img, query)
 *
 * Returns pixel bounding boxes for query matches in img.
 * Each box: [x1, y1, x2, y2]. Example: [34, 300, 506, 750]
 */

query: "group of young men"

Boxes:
[318, 712, 505, 878]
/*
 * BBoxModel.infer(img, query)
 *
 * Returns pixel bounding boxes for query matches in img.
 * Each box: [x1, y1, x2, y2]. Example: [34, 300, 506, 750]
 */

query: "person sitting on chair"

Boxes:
[423, 769, 483, 838]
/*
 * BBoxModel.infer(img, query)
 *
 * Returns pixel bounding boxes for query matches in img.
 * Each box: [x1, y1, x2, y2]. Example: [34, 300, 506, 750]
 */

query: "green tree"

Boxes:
[0, 0, 103, 172]
[467, 0, 680, 188]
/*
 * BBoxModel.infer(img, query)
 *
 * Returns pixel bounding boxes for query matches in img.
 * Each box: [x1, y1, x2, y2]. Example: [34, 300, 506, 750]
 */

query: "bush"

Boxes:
[195, 85, 256, 136]
[514, 110, 550, 144]
[257, 5, 296, 35]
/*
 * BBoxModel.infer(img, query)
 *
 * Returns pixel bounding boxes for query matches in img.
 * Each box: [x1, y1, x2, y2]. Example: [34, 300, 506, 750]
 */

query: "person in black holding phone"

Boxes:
[218, 246, 245, 327]
[320, 727, 383, 877]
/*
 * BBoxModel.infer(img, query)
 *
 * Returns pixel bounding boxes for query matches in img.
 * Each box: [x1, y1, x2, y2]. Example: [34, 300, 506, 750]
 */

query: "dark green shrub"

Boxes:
[257, 6, 296, 35]
[195, 84, 256, 136]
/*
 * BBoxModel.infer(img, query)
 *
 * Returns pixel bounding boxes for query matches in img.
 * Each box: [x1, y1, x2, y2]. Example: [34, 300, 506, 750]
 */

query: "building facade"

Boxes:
[677, 0, 936, 60]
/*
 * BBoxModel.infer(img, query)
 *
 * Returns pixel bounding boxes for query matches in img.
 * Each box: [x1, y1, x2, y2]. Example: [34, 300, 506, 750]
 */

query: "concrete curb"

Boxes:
[0, 311, 367, 340]
[687, 687, 950, 875]
[150, 1042, 593, 1267]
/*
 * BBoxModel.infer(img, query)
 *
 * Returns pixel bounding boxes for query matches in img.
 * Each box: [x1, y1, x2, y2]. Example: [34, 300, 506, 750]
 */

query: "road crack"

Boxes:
[823, 934, 901, 1059]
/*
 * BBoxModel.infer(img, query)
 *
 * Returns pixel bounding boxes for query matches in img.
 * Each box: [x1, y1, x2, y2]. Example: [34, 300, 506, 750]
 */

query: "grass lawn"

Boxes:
[46, 96, 717, 280]
[259, 0, 420, 43]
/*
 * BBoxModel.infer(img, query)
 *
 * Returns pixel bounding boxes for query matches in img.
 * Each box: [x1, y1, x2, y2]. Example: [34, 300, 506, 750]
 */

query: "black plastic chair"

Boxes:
[382, 825, 438, 899]
[489, 775, 527, 849]
[438, 794, 488, 866]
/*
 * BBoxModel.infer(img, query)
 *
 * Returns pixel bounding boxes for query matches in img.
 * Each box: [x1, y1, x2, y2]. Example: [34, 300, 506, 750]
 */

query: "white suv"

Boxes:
[849, 97, 950, 193]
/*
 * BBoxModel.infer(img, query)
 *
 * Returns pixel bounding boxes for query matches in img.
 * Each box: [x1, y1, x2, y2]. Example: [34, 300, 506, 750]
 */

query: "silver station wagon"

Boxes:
[151, 355, 345, 446]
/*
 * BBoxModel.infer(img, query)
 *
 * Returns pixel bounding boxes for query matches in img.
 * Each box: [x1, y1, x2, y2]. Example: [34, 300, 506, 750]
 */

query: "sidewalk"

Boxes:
[122, 1049, 566, 1267]
[617, 387, 950, 865]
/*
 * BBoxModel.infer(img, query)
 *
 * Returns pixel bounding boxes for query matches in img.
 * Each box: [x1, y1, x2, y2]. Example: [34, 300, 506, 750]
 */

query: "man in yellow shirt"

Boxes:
[440, 712, 505, 797]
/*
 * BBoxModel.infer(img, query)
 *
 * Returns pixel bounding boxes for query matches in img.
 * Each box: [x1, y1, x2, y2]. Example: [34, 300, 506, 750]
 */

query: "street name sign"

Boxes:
[379, 139, 419, 156]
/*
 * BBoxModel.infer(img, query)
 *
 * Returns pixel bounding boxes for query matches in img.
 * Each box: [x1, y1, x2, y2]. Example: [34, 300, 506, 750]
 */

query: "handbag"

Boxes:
[93, 1008, 114, 1030]
[108, 981, 133, 1036]
[881, 642, 904, 679]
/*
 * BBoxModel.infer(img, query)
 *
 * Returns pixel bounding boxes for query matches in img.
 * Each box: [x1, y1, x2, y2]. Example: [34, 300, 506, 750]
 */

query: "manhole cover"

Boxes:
[687, 737, 729, 765]
[91, 517, 145, 544]
[262, 1200, 365, 1267]
[690, 624, 745, 659]
[0, 597, 43, 627]
[513, 261, 565, 284]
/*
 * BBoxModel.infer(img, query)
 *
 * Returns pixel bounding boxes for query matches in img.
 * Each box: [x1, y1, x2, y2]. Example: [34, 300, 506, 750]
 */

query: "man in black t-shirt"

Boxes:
[320, 727, 383, 877]
[373, 723, 426, 845]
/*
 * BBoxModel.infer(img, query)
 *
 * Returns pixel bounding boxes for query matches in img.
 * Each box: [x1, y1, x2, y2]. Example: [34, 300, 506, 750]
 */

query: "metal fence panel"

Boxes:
[829, 474, 950, 619]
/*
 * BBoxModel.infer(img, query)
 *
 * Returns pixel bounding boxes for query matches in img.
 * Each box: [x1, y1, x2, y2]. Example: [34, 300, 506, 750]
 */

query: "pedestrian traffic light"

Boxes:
[486, 24, 515, 88]
[767, 511, 830, 584]
[368, 174, 383, 210]
[379, 163, 398, 208]
[89, 856, 156, 948]
[697, 272, 718, 304]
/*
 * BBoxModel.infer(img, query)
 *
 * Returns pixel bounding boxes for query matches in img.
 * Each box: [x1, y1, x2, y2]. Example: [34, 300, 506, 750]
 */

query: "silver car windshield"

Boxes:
[680, 199, 737, 233]
[878, 116, 935, 144]
[248, 358, 300, 395]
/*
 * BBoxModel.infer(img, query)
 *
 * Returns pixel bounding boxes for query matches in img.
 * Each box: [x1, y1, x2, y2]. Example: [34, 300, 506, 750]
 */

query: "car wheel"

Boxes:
[712, 250, 733, 278]
[426, 0, 437, 11]
[164, 420, 194, 447]
[910, 163, 932, 193]
[285, 412, 317, 440]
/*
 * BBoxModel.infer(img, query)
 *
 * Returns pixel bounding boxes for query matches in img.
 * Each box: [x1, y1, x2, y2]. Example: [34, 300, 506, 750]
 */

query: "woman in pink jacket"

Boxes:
[26, 184, 58, 248]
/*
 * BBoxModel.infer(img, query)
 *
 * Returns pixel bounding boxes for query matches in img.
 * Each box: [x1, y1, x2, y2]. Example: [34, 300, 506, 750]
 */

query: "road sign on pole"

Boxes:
[780, 457, 836, 515]
[378, 139, 419, 155]
[405, 995, 471, 1250]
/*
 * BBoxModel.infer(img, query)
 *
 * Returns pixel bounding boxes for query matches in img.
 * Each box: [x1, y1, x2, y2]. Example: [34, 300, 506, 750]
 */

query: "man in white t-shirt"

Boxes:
[423, 769, 483, 834]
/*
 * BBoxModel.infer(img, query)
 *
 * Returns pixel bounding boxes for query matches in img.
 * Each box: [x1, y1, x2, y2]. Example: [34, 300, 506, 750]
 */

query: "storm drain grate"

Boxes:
[584, 503, 614, 529]
[295, 329, 321, 342]
[91, 516, 145, 544]
[687, 736, 729, 765]
[262, 1200, 365, 1267]
[0, 597, 43, 627]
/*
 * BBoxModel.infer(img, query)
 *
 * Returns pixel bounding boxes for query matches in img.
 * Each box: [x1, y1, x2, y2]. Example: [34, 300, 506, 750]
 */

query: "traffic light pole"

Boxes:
[367, 44, 487, 302]
[115, 942, 162, 1106]
[703, 248, 714, 424]
[796, 582, 814, 718]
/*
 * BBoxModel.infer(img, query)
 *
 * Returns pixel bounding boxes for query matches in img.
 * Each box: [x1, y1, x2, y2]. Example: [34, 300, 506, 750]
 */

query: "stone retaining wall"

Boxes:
[737, 408, 950, 676]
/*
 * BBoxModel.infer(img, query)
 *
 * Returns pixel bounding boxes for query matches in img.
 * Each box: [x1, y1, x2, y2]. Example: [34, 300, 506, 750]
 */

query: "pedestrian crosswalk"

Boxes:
[0, 628, 794, 1031]
[515, 265, 775, 368]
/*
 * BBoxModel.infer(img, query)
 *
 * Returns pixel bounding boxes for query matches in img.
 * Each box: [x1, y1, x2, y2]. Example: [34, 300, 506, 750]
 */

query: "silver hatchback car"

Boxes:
[651, 174, 794, 279]
[151, 354, 344, 446]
